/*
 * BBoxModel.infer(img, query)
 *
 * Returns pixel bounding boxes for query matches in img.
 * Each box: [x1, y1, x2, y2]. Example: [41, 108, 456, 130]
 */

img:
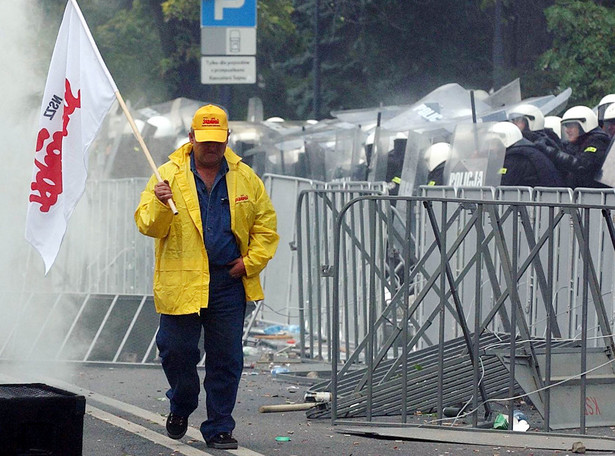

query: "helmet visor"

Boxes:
[598, 103, 613, 122]
[562, 121, 583, 142]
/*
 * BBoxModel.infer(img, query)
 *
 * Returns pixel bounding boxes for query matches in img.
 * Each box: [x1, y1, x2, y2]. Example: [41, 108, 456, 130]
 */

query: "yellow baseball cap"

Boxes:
[191, 104, 229, 143]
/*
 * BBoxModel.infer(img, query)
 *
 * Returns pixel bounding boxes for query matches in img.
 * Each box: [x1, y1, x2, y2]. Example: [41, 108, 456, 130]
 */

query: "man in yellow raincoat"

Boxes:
[135, 104, 279, 449]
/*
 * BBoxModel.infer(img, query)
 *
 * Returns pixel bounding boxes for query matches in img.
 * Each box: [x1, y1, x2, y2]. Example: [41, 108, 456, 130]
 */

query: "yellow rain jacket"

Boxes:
[135, 143, 279, 315]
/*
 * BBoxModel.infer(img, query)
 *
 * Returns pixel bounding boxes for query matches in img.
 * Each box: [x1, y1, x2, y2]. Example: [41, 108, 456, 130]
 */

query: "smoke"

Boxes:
[0, 1, 78, 378]
[0, 0, 49, 289]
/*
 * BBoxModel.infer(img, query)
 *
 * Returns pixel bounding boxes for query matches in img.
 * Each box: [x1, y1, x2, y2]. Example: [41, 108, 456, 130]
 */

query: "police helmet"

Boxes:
[561, 106, 598, 135]
[424, 142, 451, 172]
[490, 122, 523, 148]
[544, 116, 562, 139]
[597, 94, 615, 124]
[604, 104, 615, 123]
[508, 104, 545, 131]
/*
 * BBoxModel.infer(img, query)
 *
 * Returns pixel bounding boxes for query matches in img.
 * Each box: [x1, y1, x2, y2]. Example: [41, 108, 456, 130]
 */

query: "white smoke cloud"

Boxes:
[0, 1, 71, 372]
[0, 0, 49, 290]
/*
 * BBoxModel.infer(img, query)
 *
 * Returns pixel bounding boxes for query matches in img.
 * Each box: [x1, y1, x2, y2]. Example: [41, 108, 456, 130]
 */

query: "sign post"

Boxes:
[201, 0, 257, 85]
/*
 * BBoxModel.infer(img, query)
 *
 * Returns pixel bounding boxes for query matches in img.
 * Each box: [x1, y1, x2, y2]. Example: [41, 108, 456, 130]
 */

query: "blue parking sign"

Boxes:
[202, 0, 257, 27]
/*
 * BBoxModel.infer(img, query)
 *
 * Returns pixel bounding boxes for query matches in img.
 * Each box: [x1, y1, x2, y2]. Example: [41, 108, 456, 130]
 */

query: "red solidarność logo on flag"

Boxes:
[30, 79, 81, 213]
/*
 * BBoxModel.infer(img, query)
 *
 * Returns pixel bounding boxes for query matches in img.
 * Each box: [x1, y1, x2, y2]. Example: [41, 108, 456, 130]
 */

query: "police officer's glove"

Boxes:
[534, 137, 558, 160]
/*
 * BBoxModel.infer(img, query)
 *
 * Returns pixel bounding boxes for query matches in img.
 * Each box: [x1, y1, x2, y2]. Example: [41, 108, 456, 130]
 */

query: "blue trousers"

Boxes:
[156, 266, 246, 440]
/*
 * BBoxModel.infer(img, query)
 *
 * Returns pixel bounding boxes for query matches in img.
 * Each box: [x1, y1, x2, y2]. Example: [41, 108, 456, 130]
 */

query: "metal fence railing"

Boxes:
[295, 184, 389, 360]
[321, 192, 615, 436]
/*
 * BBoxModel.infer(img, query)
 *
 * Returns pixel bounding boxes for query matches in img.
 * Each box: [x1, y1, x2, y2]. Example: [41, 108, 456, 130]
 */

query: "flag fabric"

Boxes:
[26, 0, 117, 274]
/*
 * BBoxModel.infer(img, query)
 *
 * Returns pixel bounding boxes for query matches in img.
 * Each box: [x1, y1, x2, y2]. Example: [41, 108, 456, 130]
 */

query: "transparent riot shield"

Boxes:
[368, 128, 397, 182]
[270, 137, 305, 177]
[333, 126, 364, 180]
[304, 140, 327, 181]
[283, 122, 364, 181]
[597, 140, 615, 187]
[443, 122, 507, 187]
[383, 83, 491, 132]
[398, 131, 433, 196]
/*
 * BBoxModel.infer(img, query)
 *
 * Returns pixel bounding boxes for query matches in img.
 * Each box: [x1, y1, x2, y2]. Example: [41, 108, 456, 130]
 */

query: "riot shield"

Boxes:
[597, 139, 615, 187]
[382, 83, 491, 133]
[272, 137, 305, 177]
[303, 140, 328, 181]
[334, 126, 365, 180]
[398, 131, 434, 196]
[368, 128, 397, 182]
[443, 122, 507, 187]
[300, 123, 364, 181]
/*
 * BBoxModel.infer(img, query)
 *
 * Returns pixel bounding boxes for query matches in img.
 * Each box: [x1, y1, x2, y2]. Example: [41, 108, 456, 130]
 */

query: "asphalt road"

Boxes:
[0, 360, 614, 456]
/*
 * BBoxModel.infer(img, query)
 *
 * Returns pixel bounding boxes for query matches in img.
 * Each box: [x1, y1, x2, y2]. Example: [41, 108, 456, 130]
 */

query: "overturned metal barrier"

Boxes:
[308, 332, 523, 420]
[323, 194, 615, 435]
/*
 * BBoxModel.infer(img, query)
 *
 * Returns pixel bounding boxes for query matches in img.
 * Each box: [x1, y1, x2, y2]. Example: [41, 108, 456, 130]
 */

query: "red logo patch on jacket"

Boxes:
[235, 194, 249, 203]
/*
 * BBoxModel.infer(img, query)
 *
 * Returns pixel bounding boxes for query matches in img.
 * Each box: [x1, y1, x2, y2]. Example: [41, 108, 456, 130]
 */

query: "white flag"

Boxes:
[26, 0, 117, 274]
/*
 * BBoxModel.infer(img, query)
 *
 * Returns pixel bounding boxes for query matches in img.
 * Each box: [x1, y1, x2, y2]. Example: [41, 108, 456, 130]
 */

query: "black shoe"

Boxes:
[206, 432, 238, 449]
[166, 413, 188, 439]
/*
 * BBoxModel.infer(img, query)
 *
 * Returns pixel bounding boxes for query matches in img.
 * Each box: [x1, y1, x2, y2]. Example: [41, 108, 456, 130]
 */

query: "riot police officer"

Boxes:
[491, 122, 564, 187]
[423, 142, 451, 186]
[597, 94, 615, 129]
[539, 106, 610, 188]
[508, 103, 562, 147]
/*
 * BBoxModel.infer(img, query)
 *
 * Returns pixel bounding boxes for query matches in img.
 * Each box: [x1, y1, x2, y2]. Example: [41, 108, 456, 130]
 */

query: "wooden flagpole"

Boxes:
[69, 0, 178, 215]
[114, 92, 178, 215]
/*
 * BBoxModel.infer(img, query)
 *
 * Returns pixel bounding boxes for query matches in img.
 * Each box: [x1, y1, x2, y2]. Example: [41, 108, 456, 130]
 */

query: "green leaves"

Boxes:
[538, 0, 615, 106]
[95, 0, 169, 104]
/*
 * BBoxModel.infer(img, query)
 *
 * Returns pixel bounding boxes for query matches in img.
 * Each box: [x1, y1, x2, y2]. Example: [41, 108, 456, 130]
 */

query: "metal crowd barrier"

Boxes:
[322, 191, 615, 435]
[259, 174, 324, 327]
[4, 176, 390, 365]
[294, 183, 389, 360]
[38, 177, 153, 295]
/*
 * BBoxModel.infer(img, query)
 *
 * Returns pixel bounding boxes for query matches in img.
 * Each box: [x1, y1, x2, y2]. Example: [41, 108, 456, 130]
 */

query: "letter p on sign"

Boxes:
[215, 0, 245, 20]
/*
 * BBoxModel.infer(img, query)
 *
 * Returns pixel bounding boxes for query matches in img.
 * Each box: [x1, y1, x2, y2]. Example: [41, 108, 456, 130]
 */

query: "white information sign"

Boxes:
[201, 56, 256, 84]
[201, 27, 256, 55]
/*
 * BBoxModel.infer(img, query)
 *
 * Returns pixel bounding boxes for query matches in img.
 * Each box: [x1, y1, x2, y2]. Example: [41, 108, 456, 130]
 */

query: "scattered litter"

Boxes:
[304, 391, 331, 403]
[275, 436, 291, 442]
[255, 333, 291, 340]
[571, 441, 586, 453]
[513, 410, 527, 422]
[493, 412, 530, 432]
[259, 403, 319, 413]
[493, 413, 508, 430]
[271, 366, 290, 376]
[443, 406, 461, 417]
[243, 346, 259, 356]
[513, 418, 529, 432]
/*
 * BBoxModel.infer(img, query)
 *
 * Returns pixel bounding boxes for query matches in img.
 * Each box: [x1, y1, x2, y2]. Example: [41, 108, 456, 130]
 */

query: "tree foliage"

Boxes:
[34, 0, 615, 121]
[538, 0, 615, 106]
[96, 0, 170, 104]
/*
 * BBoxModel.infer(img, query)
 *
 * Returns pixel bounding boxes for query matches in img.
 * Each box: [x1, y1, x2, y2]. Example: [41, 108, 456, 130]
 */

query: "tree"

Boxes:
[480, 0, 555, 95]
[96, 0, 170, 105]
[539, 0, 615, 106]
